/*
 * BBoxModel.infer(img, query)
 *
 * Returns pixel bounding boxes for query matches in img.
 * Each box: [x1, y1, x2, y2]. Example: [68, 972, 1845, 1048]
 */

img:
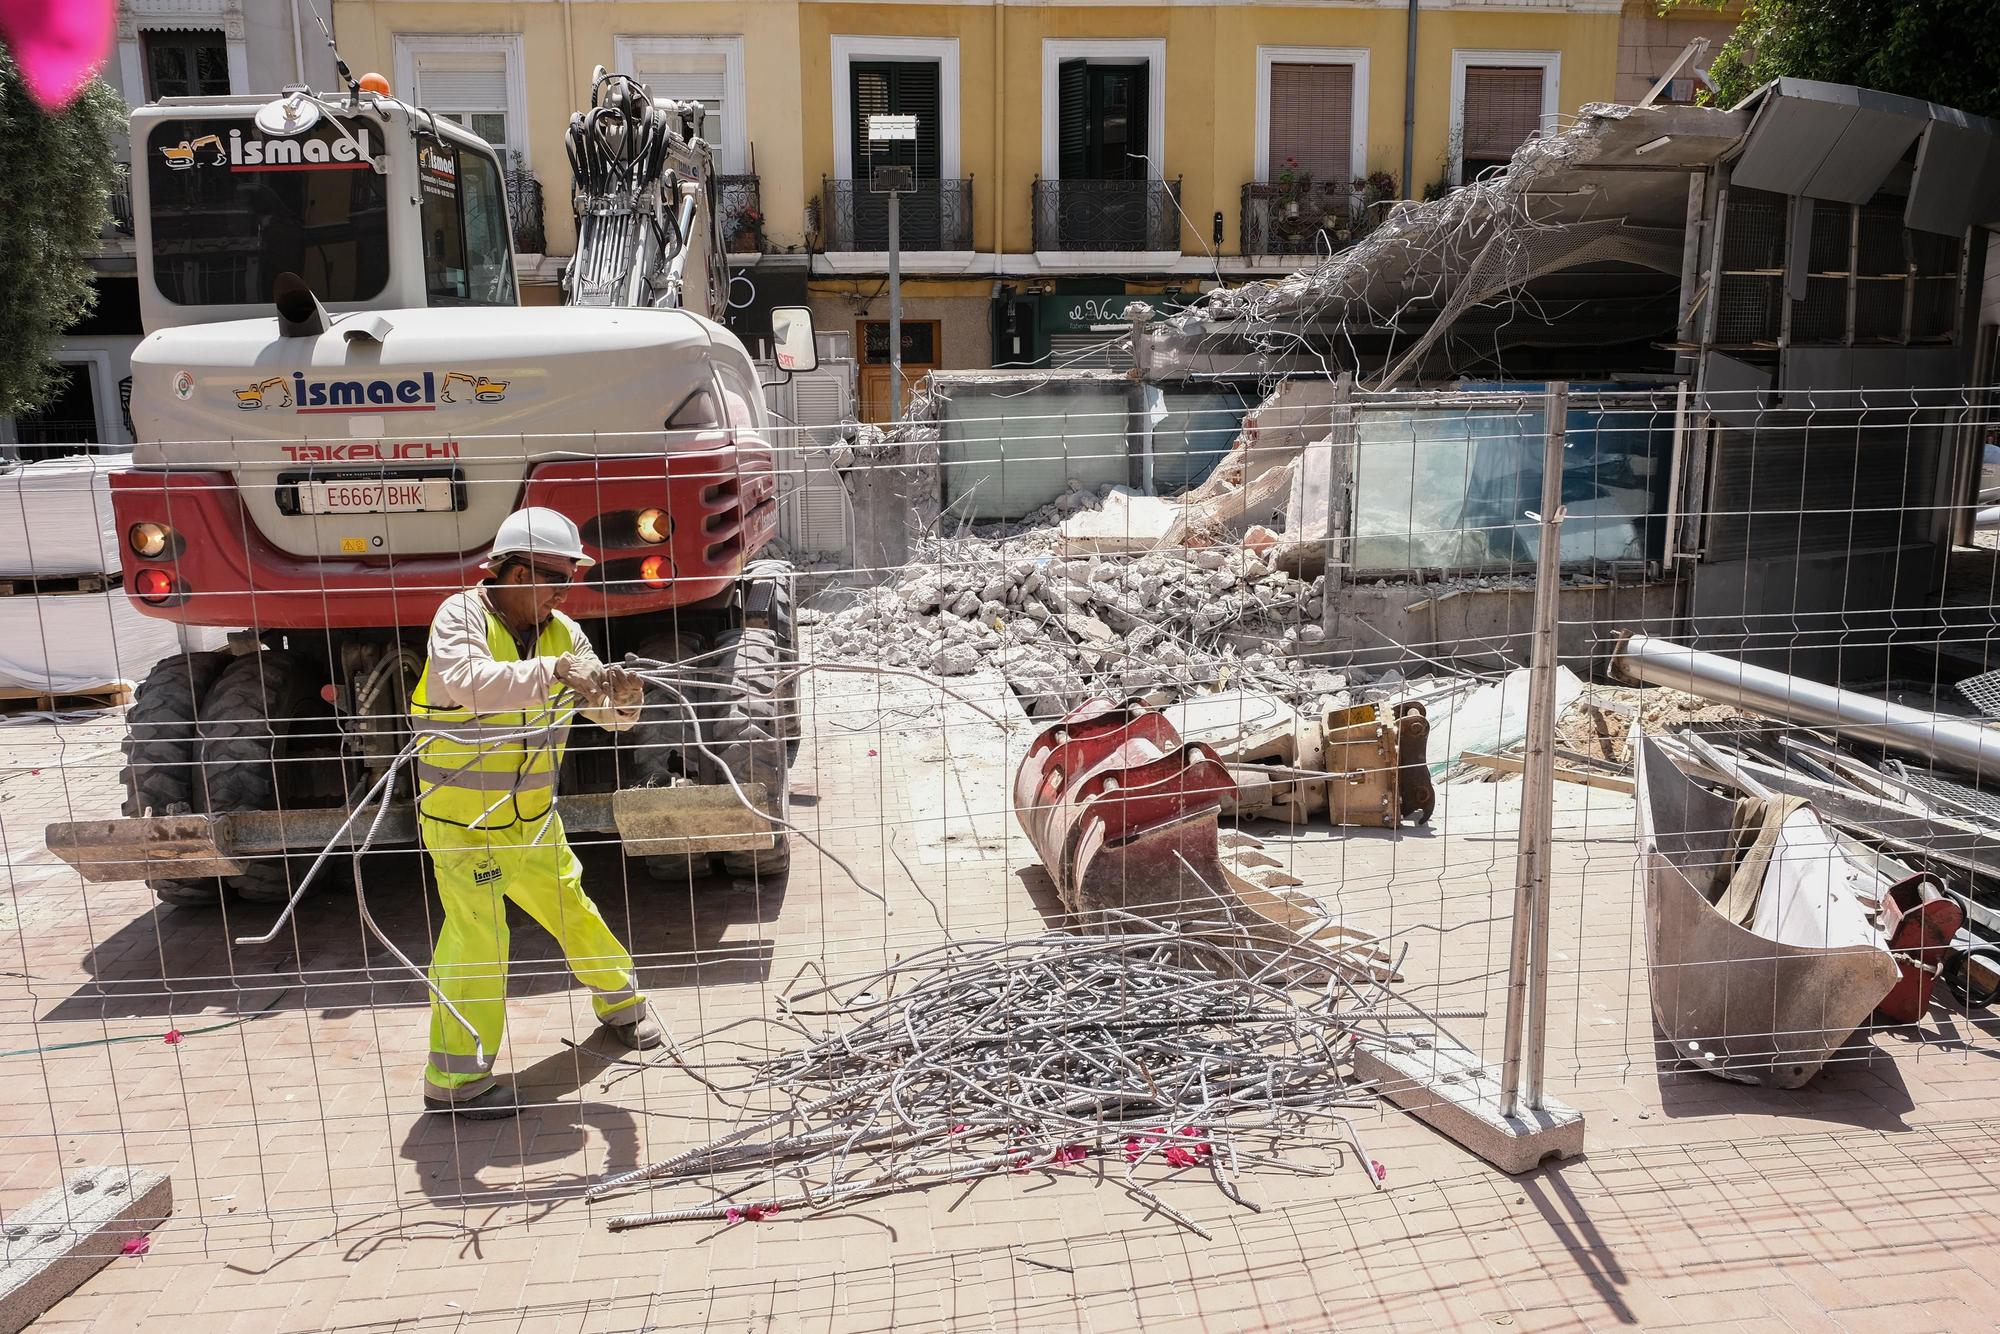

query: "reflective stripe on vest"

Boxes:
[410, 596, 579, 830]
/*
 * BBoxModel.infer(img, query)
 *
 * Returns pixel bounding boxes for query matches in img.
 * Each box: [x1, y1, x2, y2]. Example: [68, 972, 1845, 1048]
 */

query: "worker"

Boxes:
[410, 506, 660, 1119]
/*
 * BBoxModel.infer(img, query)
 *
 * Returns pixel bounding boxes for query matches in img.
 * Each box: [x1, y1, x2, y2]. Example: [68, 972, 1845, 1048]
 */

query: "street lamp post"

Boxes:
[867, 113, 917, 420]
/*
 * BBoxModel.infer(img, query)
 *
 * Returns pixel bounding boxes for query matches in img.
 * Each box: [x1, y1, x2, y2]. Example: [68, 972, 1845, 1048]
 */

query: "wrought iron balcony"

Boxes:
[1031, 178, 1181, 253]
[1241, 182, 1369, 257]
[820, 178, 974, 252]
[108, 162, 133, 238]
[719, 175, 764, 254]
[506, 168, 546, 254]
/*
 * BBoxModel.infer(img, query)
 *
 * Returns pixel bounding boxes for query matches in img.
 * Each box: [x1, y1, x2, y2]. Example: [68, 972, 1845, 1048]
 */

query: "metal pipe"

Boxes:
[1401, 0, 1419, 199]
[1611, 633, 2000, 778]
[1522, 384, 1567, 1111]
[1500, 385, 1566, 1117]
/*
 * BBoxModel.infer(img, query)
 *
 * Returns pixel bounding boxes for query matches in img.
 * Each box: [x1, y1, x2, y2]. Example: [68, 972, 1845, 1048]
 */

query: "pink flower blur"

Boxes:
[0, 0, 115, 111]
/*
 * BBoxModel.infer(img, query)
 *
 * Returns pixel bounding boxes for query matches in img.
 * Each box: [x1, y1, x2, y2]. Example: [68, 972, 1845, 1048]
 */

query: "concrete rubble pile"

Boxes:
[802, 485, 1342, 714]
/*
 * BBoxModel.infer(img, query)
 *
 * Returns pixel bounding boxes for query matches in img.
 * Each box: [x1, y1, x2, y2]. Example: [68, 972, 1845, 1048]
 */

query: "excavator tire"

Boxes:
[197, 650, 331, 904]
[621, 629, 708, 884]
[741, 560, 797, 743]
[121, 650, 231, 907]
[704, 626, 790, 881]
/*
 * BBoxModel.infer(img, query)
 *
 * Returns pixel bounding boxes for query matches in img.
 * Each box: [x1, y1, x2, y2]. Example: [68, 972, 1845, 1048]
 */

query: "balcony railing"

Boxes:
[1032, 178, 1181, 253]
[1240, 182, 1363, 257]
[109, 162, 133, 237]
[506, 168, 546, 254]
[820, 178, 974, 252]
[719, 175, 764, 254]
[11, 420, 98, 448]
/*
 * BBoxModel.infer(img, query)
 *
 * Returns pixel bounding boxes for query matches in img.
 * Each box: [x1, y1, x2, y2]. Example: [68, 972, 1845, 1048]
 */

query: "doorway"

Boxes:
[858, 318, 941, 423]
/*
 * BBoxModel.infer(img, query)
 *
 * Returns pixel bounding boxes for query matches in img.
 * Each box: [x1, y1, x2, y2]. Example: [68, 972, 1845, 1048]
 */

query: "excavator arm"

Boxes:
[561, 68, 727, 318]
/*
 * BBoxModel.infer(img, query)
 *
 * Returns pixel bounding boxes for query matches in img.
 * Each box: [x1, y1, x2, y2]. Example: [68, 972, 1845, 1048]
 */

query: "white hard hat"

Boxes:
[483, 506, 595, 570]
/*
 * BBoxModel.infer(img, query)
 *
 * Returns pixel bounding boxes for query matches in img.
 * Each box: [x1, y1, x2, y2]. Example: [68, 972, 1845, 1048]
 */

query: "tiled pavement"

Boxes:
[0, 658, 1996, 1332]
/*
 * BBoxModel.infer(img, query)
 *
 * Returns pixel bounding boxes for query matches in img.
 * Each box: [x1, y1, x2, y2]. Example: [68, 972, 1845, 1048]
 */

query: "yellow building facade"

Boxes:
[332, 0, 1701, 403]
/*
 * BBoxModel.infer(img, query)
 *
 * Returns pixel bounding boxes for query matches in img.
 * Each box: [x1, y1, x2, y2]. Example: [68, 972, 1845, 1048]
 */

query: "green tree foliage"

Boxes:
[1667, 1, 2000, 117]
[0, 48, 126, 418]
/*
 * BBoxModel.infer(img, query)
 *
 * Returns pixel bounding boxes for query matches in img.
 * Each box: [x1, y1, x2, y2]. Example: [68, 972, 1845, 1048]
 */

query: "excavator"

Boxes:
[46, 69, 814, 906]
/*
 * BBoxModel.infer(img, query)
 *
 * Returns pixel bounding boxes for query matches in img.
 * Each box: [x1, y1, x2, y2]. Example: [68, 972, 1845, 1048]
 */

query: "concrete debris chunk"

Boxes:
[0, 1168, 172, 1334]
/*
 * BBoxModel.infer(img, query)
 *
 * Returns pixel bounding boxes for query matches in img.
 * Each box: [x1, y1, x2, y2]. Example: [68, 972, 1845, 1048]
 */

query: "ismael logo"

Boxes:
[158, 126, 376, 173]
[236, 370, 510, 414]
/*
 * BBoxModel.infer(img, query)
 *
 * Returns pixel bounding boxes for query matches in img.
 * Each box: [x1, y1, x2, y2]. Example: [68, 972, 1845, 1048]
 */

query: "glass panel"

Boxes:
[420, 139, 469, 303]
[939, 386, 1129, 521]
[468, 113, 507, 148]
[715, 362, 762, 430]
[1350, 397, 1668, 572]
[193, 42, 229, 95]
[146, 116, 389, 305]
[147, 41, 188, 99]
[1151, 390, 1246, 492]
[456, 149, 515, 304]
[862, 322, 937, 366]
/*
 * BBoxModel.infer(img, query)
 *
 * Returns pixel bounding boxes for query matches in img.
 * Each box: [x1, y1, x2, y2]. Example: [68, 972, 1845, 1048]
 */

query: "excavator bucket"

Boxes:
[1013, 698, 1236, 921]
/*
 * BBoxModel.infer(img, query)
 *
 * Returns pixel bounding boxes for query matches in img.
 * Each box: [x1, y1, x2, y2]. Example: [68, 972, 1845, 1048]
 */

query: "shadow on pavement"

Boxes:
[50, 836, 783, 1023]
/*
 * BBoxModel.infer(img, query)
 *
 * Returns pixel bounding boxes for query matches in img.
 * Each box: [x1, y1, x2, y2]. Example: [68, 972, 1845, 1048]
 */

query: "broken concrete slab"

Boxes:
[1355, 1030, 1583, 1175]
[1056, 486, 1181, 553]
[0, 1167, 172, 1334]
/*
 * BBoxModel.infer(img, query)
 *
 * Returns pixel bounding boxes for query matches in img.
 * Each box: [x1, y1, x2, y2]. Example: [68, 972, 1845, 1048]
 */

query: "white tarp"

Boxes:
[0, 454, 128, 577]
[0, 592, 226, 694]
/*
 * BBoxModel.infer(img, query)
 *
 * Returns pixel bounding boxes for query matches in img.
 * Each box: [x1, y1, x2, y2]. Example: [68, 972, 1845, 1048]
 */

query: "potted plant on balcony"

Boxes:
[1276, 157, 1309, 220]
[729, 204, 765, 254]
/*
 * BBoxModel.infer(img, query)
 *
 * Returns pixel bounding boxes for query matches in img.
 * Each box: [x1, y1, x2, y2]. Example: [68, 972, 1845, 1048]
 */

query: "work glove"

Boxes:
[602, 666, 644, 712]
[553, 653, 609, 702]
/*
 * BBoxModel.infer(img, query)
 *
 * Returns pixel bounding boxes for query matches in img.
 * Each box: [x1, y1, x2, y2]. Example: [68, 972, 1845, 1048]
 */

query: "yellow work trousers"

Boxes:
[420, 814, 645, 1101]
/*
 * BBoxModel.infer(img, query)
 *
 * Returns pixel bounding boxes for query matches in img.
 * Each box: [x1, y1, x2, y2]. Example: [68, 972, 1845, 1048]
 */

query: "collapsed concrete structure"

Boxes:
[824, 79, 2000, 697]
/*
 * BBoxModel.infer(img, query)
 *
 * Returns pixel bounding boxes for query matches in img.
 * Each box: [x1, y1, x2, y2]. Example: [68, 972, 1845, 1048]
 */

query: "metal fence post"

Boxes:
[1499, 382, 1569, 1117]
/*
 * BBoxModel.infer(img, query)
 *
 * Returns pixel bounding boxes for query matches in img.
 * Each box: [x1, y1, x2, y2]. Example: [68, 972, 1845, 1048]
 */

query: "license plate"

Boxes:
[297, 478, 455, 514]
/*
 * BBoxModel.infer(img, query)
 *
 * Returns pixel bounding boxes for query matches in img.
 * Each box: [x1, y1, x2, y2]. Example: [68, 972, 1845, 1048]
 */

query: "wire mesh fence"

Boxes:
[0, 380, 1997, 1325]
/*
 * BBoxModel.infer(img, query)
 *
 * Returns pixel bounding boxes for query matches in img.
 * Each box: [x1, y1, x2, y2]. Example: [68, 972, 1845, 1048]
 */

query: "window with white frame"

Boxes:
[831, 36, 961, 184]
[395, 37, 527, 164]
[1039, 39, 1165, 182]
[614, 37, 747, 174]
[1451, 51, 1559, 184]
[1255, 47, 1368, 190]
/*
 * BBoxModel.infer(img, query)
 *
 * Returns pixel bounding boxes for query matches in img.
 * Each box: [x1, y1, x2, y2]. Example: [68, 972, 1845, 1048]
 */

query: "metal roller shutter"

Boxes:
[416, 63, 507, 110]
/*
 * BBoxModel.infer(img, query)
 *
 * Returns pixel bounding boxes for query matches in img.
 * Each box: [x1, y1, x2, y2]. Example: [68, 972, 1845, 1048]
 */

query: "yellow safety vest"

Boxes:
[410, 598, 579, 831]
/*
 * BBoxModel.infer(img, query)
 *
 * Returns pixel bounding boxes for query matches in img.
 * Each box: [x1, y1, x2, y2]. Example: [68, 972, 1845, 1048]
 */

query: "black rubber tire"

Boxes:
[197, 649, 330, 903]
[120, 650, 231, 907]
[741, 560, 798, 744]
[705, 626, 791, 880]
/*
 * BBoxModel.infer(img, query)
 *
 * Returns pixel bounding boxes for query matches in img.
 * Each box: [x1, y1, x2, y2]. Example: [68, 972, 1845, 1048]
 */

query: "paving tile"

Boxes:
[8, 676, 2000, 1331]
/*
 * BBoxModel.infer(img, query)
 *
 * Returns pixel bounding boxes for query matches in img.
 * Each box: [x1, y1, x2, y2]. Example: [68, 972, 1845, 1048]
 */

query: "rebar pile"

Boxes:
[590, 918, 1443, 1233]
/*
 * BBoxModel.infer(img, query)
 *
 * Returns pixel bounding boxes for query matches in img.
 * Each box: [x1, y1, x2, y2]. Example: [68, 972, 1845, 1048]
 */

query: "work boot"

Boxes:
[601, 1003, 665, 1052]
[422, 1084, 518, 1120]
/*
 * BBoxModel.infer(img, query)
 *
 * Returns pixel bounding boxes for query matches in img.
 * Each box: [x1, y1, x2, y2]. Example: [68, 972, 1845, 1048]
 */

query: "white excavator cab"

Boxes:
[132, 89, 524, 336]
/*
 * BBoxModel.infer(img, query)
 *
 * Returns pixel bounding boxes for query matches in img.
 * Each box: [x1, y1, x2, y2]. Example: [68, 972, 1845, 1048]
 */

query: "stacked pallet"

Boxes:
[0, 454, 225, 706]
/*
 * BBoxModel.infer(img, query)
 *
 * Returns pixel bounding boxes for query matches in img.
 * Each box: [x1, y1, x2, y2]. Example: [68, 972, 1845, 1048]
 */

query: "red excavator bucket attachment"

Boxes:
[1013, 698, 1237, 921]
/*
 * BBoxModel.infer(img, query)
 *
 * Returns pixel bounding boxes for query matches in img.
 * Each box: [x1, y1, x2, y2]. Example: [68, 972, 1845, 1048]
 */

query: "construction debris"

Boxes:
[590, 919, 1457, 1233]
[804, 504, 1338, 713]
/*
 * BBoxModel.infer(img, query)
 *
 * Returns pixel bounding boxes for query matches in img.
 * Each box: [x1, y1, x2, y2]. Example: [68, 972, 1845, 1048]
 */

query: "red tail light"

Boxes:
[639, 554, 669, 588]
[134, 568, 177, 604]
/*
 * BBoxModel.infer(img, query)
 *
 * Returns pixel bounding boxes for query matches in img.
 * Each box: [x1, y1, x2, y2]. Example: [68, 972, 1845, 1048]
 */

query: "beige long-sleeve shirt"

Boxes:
[426, 587, 640, 732]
